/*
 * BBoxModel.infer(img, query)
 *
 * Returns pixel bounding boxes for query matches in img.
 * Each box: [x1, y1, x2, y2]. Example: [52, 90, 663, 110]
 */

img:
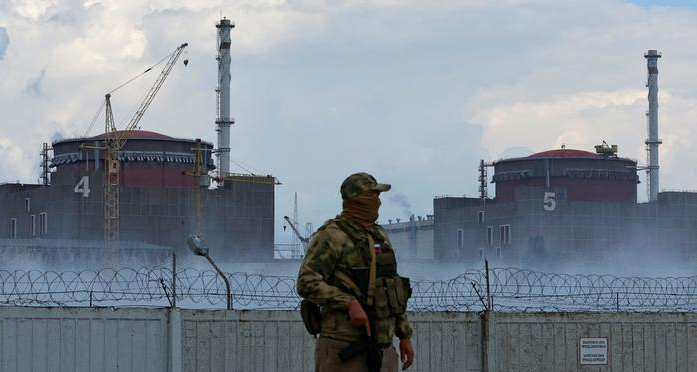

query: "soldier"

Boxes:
[297, 172, 415, 372]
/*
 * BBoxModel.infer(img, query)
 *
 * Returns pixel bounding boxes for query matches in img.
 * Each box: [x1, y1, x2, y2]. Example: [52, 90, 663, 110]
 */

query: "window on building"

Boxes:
[479, 247, 484, 261]
[478, 211, 484, 224]
[499, 224, 512, 245]
[30, 215, 36, 237]
[457, 229, 463, 249]
[39, 212, 47, 235]
[496, 247, 502, 259]
[10, 218, 17, 239]
[487, 226, 493, 246]
[25, 198, 30, 212]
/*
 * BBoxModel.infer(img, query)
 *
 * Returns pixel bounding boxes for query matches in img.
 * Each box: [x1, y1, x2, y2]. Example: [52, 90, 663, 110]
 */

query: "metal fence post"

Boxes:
[482, 259, 496, 372]
[482, 310, 496, 372]
[485, 259, 492, 310]
[172, 253, 177, 308]
[169, 308, 182, 372]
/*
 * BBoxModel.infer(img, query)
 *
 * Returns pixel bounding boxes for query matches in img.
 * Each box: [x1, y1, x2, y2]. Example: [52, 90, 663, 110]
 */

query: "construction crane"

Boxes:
[212, 173, 280, 185]
[102, 42, 188, 255]
[181, 139, 210, 236]
[283, 215, 309, 254]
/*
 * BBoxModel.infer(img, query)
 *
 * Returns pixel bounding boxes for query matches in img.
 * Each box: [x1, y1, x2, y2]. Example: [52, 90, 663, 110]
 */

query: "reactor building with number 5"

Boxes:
[434, 50, 697, 267]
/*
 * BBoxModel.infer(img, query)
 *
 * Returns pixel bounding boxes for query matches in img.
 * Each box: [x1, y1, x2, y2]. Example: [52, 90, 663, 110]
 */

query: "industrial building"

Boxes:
[433, 50, 697, 267]
[0, 18, 277, 263]
[0, 130, 275, 262]
[382, 215, 434, 261]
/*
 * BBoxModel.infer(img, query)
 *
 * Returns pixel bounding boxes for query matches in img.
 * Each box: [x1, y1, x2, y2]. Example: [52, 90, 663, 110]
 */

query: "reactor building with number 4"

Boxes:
[0, 18, 277, 265]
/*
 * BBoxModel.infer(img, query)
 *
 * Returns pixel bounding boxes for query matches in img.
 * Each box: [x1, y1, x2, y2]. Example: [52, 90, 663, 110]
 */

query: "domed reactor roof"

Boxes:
[51, 130, 215, 188]
[89, 130, 174, 141]
[528, 149, 599, 158]
[493, 147, 639, 203]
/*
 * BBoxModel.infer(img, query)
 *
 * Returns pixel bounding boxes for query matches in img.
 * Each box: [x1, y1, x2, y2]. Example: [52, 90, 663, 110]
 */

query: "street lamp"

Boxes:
[187, 234, 232, 310]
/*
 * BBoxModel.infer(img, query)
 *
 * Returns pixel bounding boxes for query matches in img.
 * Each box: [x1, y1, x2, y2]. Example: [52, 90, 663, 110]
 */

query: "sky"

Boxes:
[2, 0, 697, 245]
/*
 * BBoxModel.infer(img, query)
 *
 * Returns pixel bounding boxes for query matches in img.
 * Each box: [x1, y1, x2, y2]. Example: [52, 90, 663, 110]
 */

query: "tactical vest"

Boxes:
[329, 218, 412, 321]
[300, 217, 412, 344]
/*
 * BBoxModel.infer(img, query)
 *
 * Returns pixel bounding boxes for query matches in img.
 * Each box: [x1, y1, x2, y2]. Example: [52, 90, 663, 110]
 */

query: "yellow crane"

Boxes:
[181, 139, 209, 236]
[102, 43, 188, 255]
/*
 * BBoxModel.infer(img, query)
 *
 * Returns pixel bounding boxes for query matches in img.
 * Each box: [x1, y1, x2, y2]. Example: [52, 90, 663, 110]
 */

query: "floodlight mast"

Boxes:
[187, 234, 232, 310]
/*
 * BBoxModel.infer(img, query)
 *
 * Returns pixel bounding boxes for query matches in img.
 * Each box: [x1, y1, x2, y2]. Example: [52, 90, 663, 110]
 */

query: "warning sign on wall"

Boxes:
[579, 338, 608, 365]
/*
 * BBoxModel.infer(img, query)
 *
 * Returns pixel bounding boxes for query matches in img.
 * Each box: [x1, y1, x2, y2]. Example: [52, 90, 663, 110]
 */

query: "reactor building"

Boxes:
[432, 49, 697, 267]
[0, 18, 276, 264]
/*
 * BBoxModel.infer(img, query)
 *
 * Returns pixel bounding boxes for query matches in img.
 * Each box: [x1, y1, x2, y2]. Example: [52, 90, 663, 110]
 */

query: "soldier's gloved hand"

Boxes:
[347, 298, 371, 336]
[399, 338, 414, 370]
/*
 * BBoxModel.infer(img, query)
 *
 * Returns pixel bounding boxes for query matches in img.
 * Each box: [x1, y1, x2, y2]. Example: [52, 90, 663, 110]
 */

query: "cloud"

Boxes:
[23, 69, 45, 96]
[0, 28, 8, 61]
[473, 89, 646, 156]
[10, 0, 58, 20]
[499, 146, 533, 159]
[0, 138, 34, 183]
[50, 130, 64, 142]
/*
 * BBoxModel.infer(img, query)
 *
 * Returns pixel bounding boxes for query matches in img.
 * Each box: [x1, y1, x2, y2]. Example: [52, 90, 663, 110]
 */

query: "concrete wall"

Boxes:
[492, 312, 697, 372]
[2, 307, 696, 372]
[181, 310, 314, 372]
[0, 307, 169, 372]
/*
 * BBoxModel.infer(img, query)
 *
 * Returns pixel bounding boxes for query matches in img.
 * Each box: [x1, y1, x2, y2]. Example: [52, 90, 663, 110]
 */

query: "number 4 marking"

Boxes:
[74, 176, 91, 198]
[543, 192, 556, 211]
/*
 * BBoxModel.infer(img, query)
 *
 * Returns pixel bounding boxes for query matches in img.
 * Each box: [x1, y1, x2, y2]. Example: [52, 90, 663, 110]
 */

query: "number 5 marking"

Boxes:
[74, 176, 91, 198]
[543, 192, 556, 211]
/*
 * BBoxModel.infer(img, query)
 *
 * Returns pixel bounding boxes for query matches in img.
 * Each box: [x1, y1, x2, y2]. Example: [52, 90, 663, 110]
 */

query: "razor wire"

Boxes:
[2, 267, 697, 312]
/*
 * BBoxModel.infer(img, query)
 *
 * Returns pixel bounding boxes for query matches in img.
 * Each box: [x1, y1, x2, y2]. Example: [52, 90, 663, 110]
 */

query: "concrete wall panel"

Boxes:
[179, 310, 482, 372]
[0, 307, 168, 372]
[493, 312, 697, 372]
[410, 312, 482, 372]
[181, 310, 315, 372]
[3, 307, 697, 372]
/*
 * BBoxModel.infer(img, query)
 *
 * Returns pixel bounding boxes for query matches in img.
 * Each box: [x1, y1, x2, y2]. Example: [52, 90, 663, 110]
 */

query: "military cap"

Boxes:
[340, 172, 391, 200]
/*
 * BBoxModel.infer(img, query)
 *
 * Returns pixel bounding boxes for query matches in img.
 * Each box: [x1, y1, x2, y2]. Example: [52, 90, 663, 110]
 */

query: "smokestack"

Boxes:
[216, 18, 235, 180]
[644, 49, 662, 202]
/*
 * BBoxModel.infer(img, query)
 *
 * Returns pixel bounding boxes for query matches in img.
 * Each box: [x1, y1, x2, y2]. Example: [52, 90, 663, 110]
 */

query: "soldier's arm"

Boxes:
[297, 229, 355, 310]
[395, 313, 413, 339]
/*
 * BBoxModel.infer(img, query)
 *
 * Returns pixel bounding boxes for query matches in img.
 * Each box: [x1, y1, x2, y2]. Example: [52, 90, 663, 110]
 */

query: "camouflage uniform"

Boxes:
[297, 173, 413, 372]
[297, 215, 413, 344]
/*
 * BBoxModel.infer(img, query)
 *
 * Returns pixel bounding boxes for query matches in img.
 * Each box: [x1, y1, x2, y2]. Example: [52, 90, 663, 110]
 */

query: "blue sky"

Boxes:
[628, 0, 697, 8]
[3, 1, 697, 245]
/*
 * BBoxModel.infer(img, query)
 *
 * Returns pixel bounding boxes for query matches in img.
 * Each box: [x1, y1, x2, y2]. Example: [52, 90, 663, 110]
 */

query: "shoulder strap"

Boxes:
[366, 234, 377, 306]
[372, 224, 390, 242]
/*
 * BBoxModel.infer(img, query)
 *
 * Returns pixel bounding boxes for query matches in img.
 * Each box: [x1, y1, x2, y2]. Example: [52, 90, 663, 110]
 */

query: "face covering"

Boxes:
[342, 191, 381, 229]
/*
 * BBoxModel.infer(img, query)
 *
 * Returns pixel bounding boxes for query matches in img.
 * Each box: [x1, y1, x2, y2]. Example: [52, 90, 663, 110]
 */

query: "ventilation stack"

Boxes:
[216, 18, 235, 181]
[645, 49, 662, 202]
